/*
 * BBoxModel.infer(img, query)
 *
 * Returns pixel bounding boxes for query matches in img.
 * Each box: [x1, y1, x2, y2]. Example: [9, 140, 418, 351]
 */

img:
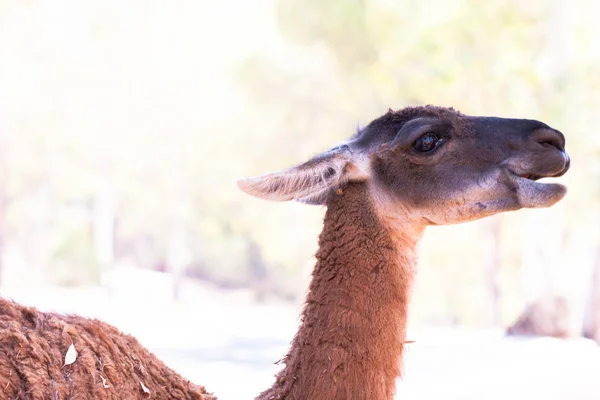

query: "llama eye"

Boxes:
[414, 132, 441, 152]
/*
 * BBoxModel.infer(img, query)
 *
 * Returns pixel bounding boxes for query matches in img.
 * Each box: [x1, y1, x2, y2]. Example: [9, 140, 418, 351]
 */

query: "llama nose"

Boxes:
[530, 128, 566, 152]
[529, 128, 569, 177]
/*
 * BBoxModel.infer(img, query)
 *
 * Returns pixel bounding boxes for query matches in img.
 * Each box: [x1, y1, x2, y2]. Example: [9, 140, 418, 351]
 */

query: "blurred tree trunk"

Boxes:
[583, 249, 600, 343]
[506, 209, 571, 338]
[0, 134, 8, 285]
[585, 150, 600, 343]
[482, 218, 502, 327]
[29, 185, 52, 286]
[0, 199, 6, 285]
[246, 236, 268, 302]
[93, 183, 116, 286]
[167, 220, 187, 302]
[165, 143, 191, 302]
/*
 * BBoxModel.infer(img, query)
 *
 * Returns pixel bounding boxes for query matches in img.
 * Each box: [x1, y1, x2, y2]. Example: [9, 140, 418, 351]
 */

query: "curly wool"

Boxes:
[0, 297, 216, 400]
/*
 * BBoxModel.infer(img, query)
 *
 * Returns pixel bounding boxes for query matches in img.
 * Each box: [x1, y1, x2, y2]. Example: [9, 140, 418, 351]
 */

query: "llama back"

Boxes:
[0, 297, 216, 400]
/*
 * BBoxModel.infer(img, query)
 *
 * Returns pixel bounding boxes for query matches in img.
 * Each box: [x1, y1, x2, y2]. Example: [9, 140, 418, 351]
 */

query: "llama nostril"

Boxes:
[539, 139, 562, 150]
[531, 129, 565, 152]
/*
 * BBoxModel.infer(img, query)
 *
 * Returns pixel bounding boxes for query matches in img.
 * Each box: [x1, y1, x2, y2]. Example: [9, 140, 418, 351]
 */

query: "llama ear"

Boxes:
[237, 146, 368, 205]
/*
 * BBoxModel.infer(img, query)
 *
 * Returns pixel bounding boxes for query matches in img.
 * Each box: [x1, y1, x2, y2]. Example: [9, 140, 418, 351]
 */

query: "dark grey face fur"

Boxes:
[363, 108, 569, 224]
[238, 106, 570, 226]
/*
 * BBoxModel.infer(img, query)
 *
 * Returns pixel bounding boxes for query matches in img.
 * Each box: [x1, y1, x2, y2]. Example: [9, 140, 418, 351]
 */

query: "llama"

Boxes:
[0, 106, 569, 399]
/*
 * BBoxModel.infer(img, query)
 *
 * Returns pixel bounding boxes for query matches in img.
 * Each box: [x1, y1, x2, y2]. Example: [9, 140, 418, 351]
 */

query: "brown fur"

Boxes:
[257, 183, 416, 400]
[0, 298, 215, 400]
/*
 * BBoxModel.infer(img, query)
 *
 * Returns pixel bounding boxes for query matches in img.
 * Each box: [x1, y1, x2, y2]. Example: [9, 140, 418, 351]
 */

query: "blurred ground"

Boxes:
[3, 268, 599, 400]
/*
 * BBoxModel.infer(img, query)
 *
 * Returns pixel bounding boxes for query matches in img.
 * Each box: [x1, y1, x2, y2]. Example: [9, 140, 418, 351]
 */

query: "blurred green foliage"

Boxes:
[0, 0, 598, 327]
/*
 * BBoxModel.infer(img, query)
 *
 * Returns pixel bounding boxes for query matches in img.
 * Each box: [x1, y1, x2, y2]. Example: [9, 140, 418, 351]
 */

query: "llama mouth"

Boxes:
[508, 150, 570, 183]
[512, 172, 556, 183]
[517, 173, 542, 181]
[508, 170, 567, 208]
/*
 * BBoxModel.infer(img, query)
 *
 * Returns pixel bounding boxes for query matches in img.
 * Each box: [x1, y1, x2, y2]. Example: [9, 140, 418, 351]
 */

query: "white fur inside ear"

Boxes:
[348, 154, 371, 181]
[237, 150, 369, 203]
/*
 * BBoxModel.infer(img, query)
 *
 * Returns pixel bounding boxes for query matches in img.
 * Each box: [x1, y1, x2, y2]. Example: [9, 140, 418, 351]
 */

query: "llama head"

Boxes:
[238, 106, 569, 226]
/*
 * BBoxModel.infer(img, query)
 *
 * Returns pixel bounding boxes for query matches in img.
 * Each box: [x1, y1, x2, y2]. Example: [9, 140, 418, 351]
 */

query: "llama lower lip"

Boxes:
[509, 172, 567, 208]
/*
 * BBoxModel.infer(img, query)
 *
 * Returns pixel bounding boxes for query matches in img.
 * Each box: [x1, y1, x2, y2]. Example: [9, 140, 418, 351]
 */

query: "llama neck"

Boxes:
[257, 183, 421, 400]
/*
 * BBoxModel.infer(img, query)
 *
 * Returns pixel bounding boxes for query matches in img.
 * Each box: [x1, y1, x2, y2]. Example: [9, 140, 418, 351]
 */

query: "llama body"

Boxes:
[0, 299, 215, 399]
[0, 106, 569, 399]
